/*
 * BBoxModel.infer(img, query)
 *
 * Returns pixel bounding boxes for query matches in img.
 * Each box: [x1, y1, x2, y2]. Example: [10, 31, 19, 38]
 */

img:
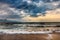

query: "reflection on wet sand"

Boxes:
[0, 33, 60, 40]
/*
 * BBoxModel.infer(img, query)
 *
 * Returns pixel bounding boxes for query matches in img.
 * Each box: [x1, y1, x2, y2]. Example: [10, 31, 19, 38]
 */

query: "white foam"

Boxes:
[0, 29, 52, 34]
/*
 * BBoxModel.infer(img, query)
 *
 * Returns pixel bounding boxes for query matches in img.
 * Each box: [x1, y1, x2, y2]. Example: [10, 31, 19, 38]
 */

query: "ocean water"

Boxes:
[0, 24, 59, 34]
[0, 24, 59, 29]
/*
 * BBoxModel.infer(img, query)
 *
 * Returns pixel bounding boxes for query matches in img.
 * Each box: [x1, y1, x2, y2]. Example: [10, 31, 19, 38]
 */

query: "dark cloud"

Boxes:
[0, 0, 60, 17]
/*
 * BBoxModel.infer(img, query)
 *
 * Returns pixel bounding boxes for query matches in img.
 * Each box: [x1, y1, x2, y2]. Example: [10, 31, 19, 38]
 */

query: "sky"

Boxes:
[0, 0, 60, 22]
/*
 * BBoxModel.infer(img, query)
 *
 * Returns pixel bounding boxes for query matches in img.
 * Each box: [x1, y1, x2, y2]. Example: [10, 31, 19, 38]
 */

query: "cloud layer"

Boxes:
[0, 0, 60, 22]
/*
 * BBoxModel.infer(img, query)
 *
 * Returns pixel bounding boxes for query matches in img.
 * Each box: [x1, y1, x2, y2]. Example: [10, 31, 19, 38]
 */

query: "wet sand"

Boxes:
[0, 33, 60, 40]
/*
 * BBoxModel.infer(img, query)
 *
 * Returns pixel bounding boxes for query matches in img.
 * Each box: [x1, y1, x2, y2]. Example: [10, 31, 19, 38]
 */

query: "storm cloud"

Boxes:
[0, 0, 60, 17]
[0, 0, 60, 22]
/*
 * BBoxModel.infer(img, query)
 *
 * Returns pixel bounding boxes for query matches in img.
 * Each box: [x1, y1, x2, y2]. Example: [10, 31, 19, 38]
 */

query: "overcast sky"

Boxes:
[0, 0, 60, 22]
